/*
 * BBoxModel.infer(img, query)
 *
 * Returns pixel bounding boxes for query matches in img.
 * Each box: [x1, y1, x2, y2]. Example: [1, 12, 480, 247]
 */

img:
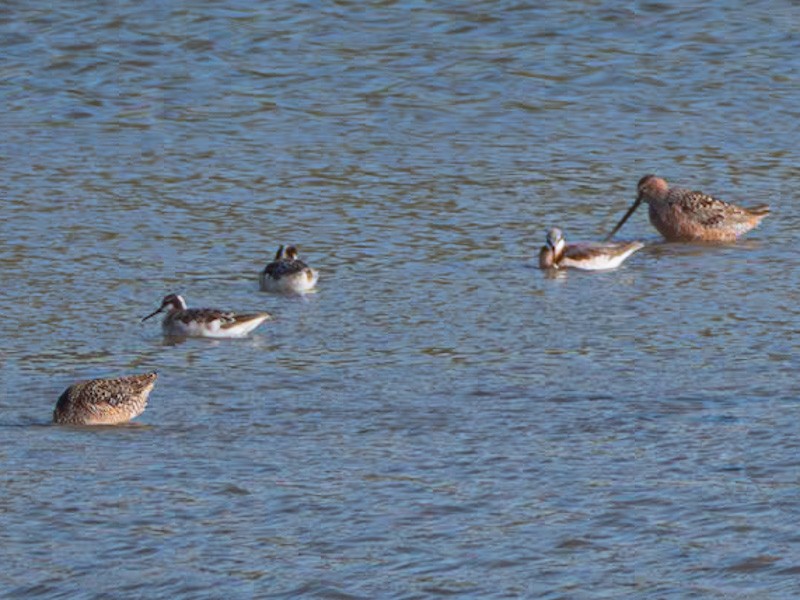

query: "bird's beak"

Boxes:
[606, 193, 643, 241]
[141, 306, 164, 323]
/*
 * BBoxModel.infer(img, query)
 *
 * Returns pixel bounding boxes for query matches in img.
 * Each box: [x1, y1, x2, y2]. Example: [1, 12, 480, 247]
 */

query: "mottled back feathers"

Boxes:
[53, 372, 157, 425]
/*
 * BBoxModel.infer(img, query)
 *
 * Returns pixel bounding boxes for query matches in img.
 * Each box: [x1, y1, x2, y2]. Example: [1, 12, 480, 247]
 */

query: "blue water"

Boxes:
[1, 1, 799, 597]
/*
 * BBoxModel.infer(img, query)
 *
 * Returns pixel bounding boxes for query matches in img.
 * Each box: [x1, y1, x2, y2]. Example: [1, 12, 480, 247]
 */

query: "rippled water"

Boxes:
[1, 1, 799, 597]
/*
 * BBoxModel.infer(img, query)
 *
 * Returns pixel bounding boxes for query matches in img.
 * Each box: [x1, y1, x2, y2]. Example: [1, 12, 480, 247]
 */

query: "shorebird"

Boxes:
[141, 294, 271, 338]
[539, 227, 644, 270]
[260, 245, 319, 294]
[53, 372, 157, 425]
[607, 175, 770, 242]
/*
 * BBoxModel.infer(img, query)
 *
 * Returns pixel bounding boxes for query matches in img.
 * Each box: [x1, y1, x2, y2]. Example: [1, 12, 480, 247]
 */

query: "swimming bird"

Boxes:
[539, 227, 644, 270]
[141, 294, 271, 338]
[260, 245, 319, 294]
[607, 175, 770, 242]
[53, 372, 157, 425]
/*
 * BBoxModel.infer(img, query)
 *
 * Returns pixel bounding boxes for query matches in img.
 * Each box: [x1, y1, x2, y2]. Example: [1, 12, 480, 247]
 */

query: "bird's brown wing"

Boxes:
[264, 259, 309, 279]
[670, 188, 748, 228]
[563, 242, 637, 260]
[177, 308, 234, 324]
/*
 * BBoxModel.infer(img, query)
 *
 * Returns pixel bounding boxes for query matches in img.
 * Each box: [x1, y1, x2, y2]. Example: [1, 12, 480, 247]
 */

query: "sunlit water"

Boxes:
[1, 1, 799, 598]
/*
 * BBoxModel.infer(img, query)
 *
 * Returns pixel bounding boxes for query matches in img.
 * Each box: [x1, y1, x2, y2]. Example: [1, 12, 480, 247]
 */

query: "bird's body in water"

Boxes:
[142, 294, 271, 338]
[260, 245, 318, 294]
[539, 228, 643, 271]
[53, 372, 157, 425]
[607, 175, 769, 243]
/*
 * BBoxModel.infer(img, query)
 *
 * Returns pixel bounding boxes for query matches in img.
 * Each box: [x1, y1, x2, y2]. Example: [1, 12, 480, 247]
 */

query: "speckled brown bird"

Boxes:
[53, 372, 157, 425]
[607, 175, 770, 242]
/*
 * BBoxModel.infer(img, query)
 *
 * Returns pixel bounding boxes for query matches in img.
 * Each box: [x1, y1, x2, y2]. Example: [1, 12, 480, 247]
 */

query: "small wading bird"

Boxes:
[260, 244, 319, 294]
[539, 227, 644, 271]
[53, 372, 157, 425]
[607, 175, 770, 242]
[142, 294, 271, 338]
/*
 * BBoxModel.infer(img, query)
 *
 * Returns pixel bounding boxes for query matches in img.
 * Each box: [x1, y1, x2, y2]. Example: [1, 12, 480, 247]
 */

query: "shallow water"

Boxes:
[1, 1, 799, 597]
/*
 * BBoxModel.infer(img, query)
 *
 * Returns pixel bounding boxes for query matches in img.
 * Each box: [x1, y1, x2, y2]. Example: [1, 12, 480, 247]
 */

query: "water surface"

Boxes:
[1, 1, 799, 597]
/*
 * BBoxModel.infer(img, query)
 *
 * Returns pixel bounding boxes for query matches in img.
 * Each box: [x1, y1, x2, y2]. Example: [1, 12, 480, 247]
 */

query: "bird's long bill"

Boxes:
[141, 307, 163, 323]
[605, 195, 643, 241]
